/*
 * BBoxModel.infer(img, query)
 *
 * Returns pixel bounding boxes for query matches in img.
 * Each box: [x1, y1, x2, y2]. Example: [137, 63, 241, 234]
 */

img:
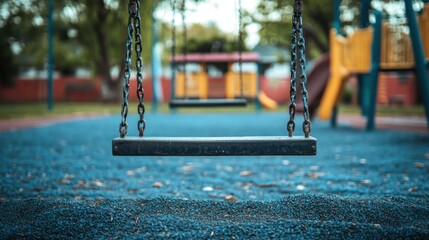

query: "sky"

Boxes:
[155, 0, 261, 48]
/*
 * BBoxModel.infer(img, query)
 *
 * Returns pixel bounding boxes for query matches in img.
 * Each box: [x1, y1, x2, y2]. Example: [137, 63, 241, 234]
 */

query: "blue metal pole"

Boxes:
[151, 8, 158, 113]
[256, 62, 262, 111]
[333, 0, 341, 32]
[366, 10, 382, 131]
[47, 0, 54, 111]
[330, 0, 341, 127]
[404, 0, 429, 129]
[359, 0, 370, 28]
[358, 0, 371, 115]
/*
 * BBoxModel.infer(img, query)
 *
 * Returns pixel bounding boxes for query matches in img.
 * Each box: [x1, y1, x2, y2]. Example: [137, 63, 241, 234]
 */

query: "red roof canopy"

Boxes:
[172, 52, 260, 63]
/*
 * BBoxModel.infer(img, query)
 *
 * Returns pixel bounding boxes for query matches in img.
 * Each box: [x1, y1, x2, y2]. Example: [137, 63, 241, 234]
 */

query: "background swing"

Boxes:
[112, 0, 317, 156]
[169, 0, 248, 107]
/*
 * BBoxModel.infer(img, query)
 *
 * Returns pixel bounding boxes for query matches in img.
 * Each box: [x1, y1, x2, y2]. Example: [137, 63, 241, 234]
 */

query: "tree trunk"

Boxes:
[92, 0, 123, 102]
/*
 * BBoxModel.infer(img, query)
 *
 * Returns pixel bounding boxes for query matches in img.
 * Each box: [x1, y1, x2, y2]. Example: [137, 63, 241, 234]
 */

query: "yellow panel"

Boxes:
[225, 72, 235, 99]
[198, 72, 208, 99]
[224, 72, 257, 98]
[344, 27, 373, 73]
[175, 73, 185, 98]
[380, 22, 415, 69]
[226, 72, 258, 98]
[234, 73, 257, 97]
[175, 71, 208, 99]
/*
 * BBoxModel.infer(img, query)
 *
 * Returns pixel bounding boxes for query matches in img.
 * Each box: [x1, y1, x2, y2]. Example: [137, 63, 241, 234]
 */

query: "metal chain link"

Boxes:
[171, 0, 177, 100]
[133, 0, 146, 137]
[288, 0, 312, 138]
[119, 6, 134, 138]
[238, 0, 244, 97]
[287, 14, 298, 137]
[180, 0, 188, 97]
[297, 7, 312, 138]
[119, 0, 146, 138]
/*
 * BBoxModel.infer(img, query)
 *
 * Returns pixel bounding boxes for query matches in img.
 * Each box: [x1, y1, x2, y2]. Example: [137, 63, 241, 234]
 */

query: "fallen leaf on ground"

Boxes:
[153, 182, 163, 188]
[76, 180, 105, 187]
[310, 172, 325, 179]
[57, 179, 70, 185]
[255, 183, 277, 188]
[224, 195, 238, 201]
[181, 165, 194, 172]
[359, 159, 367, 164]
[239, 170, 253, 177]
[309, 166, 319, 171]
[94, 180, 104, 187]
[415, 162, 424, 168]
[202, 186, 214, 191]
[361, 179, 371, 185]
[127, 167, 148, 176]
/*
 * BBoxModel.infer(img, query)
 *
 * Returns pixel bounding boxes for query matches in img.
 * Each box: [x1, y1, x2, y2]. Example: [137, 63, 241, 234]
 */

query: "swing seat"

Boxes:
[169, 98, 247, 107]
[112, 136, 317, 156]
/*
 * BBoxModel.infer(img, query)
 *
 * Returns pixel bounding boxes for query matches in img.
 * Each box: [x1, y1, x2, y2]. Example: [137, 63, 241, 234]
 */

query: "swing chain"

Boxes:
[133, 0, 146, 137]
[180, 0, 188, 97]
[287, 8, 298, 137]
[171, 0, 177, 100]
[296, 1, 311, 138]
[288, 0, 311, 138]
[119, 0, 146, 138]
[238, 0, 244, 97]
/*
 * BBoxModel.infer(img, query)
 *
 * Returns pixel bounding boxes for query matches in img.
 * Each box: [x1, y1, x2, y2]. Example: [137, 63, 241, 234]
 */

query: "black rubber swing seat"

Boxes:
[112, 136, 317, 156]
[169, 98, 247, 107]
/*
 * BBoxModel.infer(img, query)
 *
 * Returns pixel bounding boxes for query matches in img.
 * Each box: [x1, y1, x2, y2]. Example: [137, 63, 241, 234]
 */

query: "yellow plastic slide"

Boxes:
[318, 31, 349, 120]
[318, 28, 373, 120]
[258, 91, 278, 110]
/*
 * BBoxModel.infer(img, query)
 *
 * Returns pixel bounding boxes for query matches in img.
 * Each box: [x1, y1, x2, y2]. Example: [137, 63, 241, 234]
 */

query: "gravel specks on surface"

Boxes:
[1, 113, 428, 238]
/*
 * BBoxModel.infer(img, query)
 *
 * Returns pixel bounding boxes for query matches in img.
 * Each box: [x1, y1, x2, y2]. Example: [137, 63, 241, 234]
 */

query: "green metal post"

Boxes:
[366, 10, 382, 131]
[47, 0, 54, 111]
[330, 0, 341, 127]
[404, 0, 429, 129]
[256, 62, 262, 111]
[359, 0, 370, 28]
[358, 0, 370, 116]
[330, 106, 338, 128]
[333, 0, 341, 32]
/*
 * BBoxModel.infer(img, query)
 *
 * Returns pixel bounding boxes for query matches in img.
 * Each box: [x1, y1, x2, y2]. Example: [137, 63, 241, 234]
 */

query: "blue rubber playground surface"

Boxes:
[1, 112, 429, 238]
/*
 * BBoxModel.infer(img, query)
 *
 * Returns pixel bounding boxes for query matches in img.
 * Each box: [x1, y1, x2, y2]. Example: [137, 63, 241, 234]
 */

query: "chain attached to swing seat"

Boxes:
[119, 0, 146, 138]
[288, 0, 312, 138]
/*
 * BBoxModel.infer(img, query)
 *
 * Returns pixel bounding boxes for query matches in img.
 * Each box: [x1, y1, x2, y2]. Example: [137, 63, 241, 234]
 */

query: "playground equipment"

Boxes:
[260, 53, 330, 113]
[170, 52, 259, 107]
[112, 0, 316, 156]
[381, 3, 429, 70]
[318, 27, 373, 120]
[318, 0, 429, 130]
[169, 0, 249, 107]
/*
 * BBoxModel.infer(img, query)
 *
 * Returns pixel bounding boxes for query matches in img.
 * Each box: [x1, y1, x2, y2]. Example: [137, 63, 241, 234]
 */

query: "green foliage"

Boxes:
[0, 0, 156, 78]
[181, 23, 243, 53]
[251, 0, 335, 58]
[0, 34, 18, 86]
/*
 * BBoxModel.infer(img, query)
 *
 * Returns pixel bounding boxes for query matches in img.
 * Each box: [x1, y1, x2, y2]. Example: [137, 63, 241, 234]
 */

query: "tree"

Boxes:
[251, 0, 335, 58]
[251, 0, 364, 58]
[0, 0, 206, 101]
[63, 0, 155, 101]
